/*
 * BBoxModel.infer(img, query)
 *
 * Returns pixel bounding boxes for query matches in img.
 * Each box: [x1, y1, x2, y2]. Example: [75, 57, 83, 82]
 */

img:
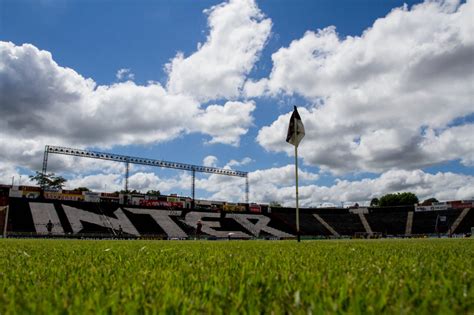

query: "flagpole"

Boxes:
[287, 106, 304, 243]
[294, 116, 300, 242]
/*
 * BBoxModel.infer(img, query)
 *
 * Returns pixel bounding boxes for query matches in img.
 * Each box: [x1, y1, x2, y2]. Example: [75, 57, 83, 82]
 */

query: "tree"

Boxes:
[29, 171, 66, 190]
[146, 190, 161, 196]
[117, 189, 141, 194]
[379, 192, 419, 207]
[397, 192, 419, 206]
[421, 197, 438, 206]
[370, 198, 379, 206]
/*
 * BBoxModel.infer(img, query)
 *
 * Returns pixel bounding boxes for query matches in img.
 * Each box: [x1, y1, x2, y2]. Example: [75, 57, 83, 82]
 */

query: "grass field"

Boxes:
[0, 239, 473, 314]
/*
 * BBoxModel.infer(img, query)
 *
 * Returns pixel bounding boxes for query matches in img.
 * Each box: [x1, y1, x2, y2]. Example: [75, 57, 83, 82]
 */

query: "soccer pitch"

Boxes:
[1, 239, 473, 314]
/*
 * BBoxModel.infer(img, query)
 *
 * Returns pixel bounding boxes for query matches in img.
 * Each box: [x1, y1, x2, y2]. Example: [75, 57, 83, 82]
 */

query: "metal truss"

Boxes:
[42, 145, 249, 203]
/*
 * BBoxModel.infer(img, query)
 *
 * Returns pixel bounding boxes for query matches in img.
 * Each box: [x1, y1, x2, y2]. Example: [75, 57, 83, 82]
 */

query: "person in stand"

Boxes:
[196, 220, 203, 240]
[46, 220, 54, 236]
[118, 225, 123, 238]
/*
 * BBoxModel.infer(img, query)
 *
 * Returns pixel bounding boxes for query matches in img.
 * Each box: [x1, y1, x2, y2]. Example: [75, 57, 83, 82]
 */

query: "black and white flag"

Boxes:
[286, 106, 305, 147]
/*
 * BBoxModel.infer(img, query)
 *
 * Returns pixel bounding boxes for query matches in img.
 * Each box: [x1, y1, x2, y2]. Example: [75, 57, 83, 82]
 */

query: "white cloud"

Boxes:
[195, 164, 319, 202]
[1, 1, 263, 182]
[191, 101, 255, 146]
[115, 68, 135, 81]
[207, 168, 474, 206]
[421, 125, 474, 167]
[243, 78, 268, 98]
[255, 0, 474, 174]
[203, 156, 218, 167]
[62, 167, 474, 207]
[0, 0, 267, 175]
[204, 155, 252, 169]
[0, 162, 33, 186]
[226, 157, 253, 168]
[0, 41, 256, 172]
[166, 0, 271, 102]
[66, 173, 123, 192]
[128, 171, 189, 193]
[65, 170, 191, 194]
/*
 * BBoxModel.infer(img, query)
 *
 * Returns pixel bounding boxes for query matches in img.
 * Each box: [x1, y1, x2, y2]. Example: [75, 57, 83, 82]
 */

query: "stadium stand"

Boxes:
[365, 207, 411, 236]
[270, 207, 336, 236]
[316, 209, 366, 236]
[5, 197, 474, 239]
[122, 208, 173, 238]
[0, 207, 6, 236]
[0, 186, 9, 236]
[270, 208, 332, 237]
[411, 209, 463, 235]
[8, 198, 35, 234]
[450, 208, 473, 234]
[5, 198, 293, 239]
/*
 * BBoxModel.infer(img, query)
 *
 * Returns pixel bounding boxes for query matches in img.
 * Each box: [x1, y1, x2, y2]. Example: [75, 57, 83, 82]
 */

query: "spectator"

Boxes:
[196, 220, 202, 240]
[46, 220, 54, 235]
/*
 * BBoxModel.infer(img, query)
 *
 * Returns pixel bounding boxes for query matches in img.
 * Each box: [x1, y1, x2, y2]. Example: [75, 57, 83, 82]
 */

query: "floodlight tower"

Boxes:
[41, 145, 249, 205]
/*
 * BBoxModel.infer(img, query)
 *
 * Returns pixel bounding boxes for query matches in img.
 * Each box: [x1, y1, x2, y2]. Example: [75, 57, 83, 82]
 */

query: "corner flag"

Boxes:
[286, 106, 305, 242]
[286, 106, 305, 147]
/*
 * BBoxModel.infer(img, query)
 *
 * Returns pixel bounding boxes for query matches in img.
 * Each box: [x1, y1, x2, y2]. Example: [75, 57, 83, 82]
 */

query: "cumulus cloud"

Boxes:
[194, 164, 318, 202]
[191, 101, 256, 146]
[64, 167, 474, 207]
[255, 0, 474, 174]
[128, 171, 189, 193]
[203, 167, 474, 206]
[0, 41, 256, 172]
[0, 162, 32, 186]
[115, 68, 135, 81]
[226, 157, 253, 168]
[203, 156, 218, 167]
[166, 0, 271, 102]
[0, 41, 256, 146]
[65, 170, 191, 193]
[66, 173, 123, 192]
[0, 0, 267, 174]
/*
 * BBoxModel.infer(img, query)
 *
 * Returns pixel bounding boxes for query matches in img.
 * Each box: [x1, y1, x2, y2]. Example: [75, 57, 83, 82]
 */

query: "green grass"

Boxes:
[0, 239, 473, 314]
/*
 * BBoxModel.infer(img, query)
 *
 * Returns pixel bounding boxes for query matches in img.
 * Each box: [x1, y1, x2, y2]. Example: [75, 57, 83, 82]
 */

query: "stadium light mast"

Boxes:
[124, 160, 130, 192]
[191, 168, 196, 208]
[41, 145, 49, 190]
[42, 145, 249, 205]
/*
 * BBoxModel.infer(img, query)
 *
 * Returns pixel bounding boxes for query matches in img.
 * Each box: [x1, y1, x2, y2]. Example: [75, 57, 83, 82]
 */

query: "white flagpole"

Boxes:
[294, 116, 300, 242]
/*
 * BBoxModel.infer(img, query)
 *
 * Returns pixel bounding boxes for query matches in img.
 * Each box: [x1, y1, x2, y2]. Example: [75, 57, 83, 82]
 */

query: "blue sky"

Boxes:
[0, 0, 473, 206]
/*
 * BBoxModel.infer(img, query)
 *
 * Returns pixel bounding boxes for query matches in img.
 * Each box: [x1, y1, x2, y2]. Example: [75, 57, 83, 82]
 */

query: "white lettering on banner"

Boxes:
[63, 205, 139, 235]
[415, 204, 449, 212]
[124, 208, 187, 238]
[184, 212, 250, 238]
[29, 202, 64, 234]
[226, 214, 294, 238]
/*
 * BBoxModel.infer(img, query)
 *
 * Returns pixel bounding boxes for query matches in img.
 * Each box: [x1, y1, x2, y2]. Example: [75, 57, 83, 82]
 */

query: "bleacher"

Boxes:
[7, 198, 35, 233]
[452, 208, 474, 234]
[316, 209, 366, 236]
[121, 207, 169, 237]
[411, 209, 463, 235]
[5, 198, 291, 239]
[270, 208, 332, 236]
[365, 207, 411, 236]
[0, 207, 6, 235]
[5, 198, 473, 239]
